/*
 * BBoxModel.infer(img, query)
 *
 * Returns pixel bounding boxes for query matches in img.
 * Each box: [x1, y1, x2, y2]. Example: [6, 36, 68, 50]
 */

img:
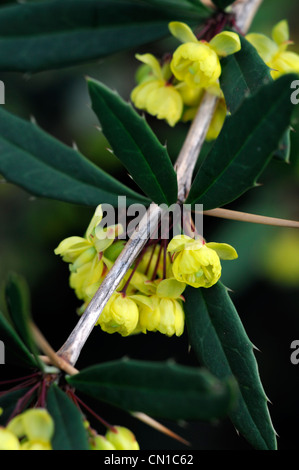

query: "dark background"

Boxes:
[0, 0, 299, 450]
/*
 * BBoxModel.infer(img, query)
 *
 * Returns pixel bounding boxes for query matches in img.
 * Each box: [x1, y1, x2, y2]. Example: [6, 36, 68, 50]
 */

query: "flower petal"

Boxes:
[168, 21, 198, 44]
[246, 33, 278, 62]
[135, 53, 163, 80]
[272, 19, 289, 45]
[209, 31, 241, 57]
[205, 242, 238, 260]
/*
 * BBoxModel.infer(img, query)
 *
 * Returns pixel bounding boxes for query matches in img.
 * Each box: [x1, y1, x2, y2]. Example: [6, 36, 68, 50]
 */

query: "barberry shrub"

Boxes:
[0, 0, 298, 451]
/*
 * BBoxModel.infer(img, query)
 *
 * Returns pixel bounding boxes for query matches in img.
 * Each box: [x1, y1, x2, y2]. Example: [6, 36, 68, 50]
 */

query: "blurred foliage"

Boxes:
[0, 0, 299, 450]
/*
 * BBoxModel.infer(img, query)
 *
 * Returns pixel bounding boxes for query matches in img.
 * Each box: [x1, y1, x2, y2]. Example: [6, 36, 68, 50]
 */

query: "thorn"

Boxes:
[28, 196, 37, 202]
[252, 342, 261, 352]
[106, 148, 114, 154]
[121, 355, 130, 361]
[30, 115, 37, 125]
[131, 412, 190, 446]
[95, 125, 102, 132]
[188, 344, 192, 353]
[0, 178, 6, 184]
[72, 141, 78, 151]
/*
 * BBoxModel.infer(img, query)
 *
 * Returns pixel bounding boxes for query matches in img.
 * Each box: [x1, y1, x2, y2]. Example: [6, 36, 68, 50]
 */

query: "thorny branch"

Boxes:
[56, 0, 264, 367]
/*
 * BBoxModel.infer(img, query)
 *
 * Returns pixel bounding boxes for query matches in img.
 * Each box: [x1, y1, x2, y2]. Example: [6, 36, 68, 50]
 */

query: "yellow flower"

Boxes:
[0, 428, 20, 450]
[167, 235, 238, 288]
[137, 278, 185, 336]
[96, 293, 139, 337]
[105, 426, 140, 450]
[169, 22, 241, 88]
[131, 53, 183, 126]
[246, 20, 299, 79]
[1, 409, 54, 451]
[90, 435, 116, 450]
[55, 205, 123, 301]
[7, 408, 54, 446]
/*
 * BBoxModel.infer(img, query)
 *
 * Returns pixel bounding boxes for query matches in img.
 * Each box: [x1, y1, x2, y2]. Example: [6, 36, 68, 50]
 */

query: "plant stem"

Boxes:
[203, 208, 299, 228]
[56, 0, 264, 367]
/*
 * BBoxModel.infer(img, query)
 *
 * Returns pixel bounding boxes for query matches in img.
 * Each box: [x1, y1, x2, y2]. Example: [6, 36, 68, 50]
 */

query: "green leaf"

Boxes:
[212, 0, 234, 9]
[0, 388, 30, 426]
[0, 309, 37, 369]
[46, 385, 89, 450]
[0, 107, 149, 207]
[67, 359, 238, 421]
[4, 273, 44, 371]
[186, 74, 297, 210]
[185, 282, 277, 450]
[88, 78, 178, 205]
[220, 35, 272, 115]
[0, 0, 209, 72]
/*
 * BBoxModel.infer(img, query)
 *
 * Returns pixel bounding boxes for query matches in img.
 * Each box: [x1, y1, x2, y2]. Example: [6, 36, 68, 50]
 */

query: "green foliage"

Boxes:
[88, 79, 178, 205]
[68, 359, 238, 421]
[220, 36, 272, 114]
[47, 385, 90, 450]
[0, 0, 209, 72]
[185, 282, 277, 450]
[4, 273, 43, 370]
[186, 74, 297, 209]
[0, 107, 148, 207]
[0, 307, 38, 370]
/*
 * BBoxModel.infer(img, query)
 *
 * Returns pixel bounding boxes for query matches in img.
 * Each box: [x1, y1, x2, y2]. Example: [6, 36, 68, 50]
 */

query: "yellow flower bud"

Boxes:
[138, 296, 184, 337]
[171, 42, 221, 88]
[97, 293, 139, 336]
[0, 427, 20, 450]
[105, 426, 139, 450]
[169, 22, 240, 89]
[20, 440, 52, 450]
[168, 236, 237, 288]
[90, 435, 116, 450]
[8, 408, 54, 445]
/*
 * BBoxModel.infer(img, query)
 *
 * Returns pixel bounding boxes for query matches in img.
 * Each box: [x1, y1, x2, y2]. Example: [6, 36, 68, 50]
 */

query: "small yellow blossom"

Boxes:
[131, 53, 183, 126]
[137, 278, 185, 336]
[167, 235, 238, 288]
[96, 293, 139, 337]
[1, 408, 54, 451]
[169, 22, 241, 88]
[105, 426, 140, 450]
[0, 428, 20, 450]
[55, 205, 123, 302]
[246, 20, 299, 79]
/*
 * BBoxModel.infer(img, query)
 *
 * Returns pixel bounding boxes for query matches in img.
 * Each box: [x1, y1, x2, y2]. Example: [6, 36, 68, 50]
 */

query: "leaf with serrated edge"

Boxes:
[0, 107, 149, 207]
[0, 0, 209, 72]
[187, 74, 297, 210]
[185, 282, 277, 450]
[88, 78, 178, 205]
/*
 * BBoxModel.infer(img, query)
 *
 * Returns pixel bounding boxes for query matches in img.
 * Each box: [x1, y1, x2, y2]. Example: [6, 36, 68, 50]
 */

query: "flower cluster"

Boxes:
[89, 425, 139, 450]
[246, 20, 299, 79]
[55, 205, 238, 338]
[0, 409, 54, 450]
[130, 21, 241, 138]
